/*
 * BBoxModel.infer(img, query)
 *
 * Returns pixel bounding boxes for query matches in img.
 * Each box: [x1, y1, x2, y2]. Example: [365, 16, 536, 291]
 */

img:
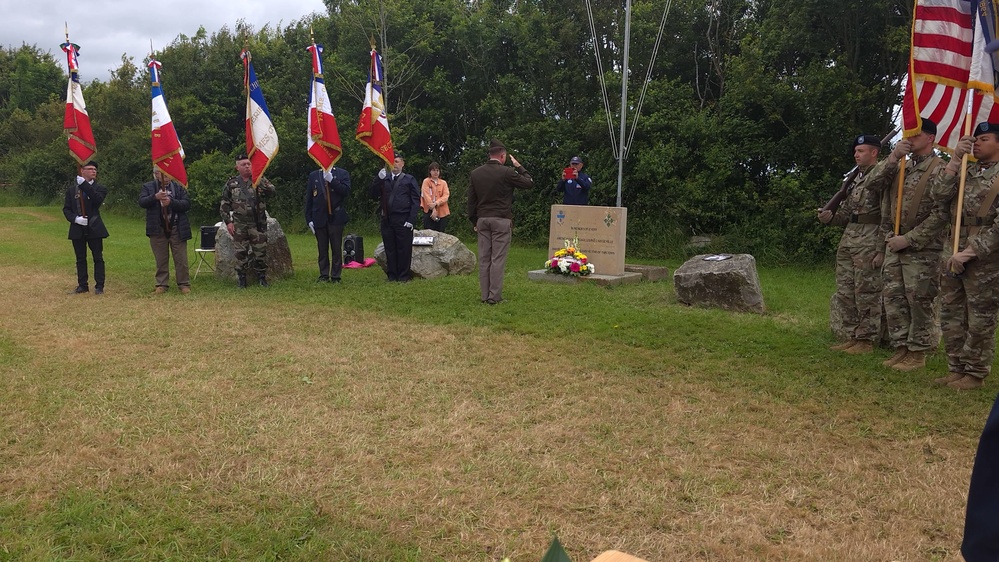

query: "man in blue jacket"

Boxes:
[305, 165, 351, 283]
[138, 168, 192, 293]
[556, 155, 592, 205]
[368, 155, 420, 282]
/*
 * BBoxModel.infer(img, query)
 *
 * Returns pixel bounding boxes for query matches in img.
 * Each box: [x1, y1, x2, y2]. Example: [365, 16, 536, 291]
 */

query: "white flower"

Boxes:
[559, 261, 569, 273]
[588, 263, 596, 273]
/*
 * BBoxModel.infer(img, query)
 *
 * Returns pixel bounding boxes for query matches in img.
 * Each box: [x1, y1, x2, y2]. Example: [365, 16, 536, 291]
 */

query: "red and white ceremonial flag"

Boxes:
[61, 34, 96, 165]
[355, 47, 394, 165]
[149, 58, 188, 187]
[306, 42, 342, 171]
[241, 49, 279, 187]
[902, 0, 999, 148]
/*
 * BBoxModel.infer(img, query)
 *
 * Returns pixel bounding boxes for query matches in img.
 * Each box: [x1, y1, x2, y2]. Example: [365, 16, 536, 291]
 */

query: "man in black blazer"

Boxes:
[368, 155, 420, 282]
[305, 165, 351, 283]
[62, 161, 109, 294]
[138, 168, 192, 294]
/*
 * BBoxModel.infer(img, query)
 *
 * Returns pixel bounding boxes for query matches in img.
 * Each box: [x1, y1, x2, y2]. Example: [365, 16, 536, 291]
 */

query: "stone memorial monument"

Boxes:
[673, 254, 765, 314]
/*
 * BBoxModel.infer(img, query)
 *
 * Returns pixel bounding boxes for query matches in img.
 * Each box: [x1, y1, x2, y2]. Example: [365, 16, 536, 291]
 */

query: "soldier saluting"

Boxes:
[220, 153, 276, 288]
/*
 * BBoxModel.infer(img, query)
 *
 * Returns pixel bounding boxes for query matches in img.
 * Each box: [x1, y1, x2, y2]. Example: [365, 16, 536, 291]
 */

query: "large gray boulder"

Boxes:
[373, 229, 476, 279]
[673, 254, 765, 314]
[214, 216, 294, 281]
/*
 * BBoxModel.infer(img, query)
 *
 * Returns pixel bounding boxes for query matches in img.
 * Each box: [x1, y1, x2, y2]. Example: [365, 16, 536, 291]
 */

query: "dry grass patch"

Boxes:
[0, 257, 983, 561]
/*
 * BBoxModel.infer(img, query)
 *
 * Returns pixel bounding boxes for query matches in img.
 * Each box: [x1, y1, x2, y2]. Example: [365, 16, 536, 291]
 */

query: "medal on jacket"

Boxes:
[313, 189, 318, 197]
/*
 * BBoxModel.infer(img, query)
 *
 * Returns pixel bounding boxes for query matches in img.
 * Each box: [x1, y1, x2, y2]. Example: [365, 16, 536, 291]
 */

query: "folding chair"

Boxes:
[193, 225, 218, 280]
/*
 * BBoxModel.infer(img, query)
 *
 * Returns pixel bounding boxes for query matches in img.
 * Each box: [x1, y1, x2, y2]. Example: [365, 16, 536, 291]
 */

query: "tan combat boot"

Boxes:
[844, 340, 874, 354]
[882, 348, 907, 367]
[948, 375, 984, 390]
[934, 372, 964, 386]
[830, 339, 858, 351]
[891, 350, 925, 371]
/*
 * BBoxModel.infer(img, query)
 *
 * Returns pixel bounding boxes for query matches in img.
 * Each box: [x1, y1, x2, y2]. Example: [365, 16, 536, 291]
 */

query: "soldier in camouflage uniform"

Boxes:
[819, 134, 893, 354]
[927, 123, 999, 390]
[220, 154, 276, 288]
[865, 119, 947, 371]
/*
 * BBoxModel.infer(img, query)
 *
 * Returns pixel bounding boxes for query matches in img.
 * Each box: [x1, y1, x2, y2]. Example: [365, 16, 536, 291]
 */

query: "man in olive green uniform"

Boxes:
[220, 154, 276, 288]
[819, 134, 893, 354]
[928, 123, 999, 390]
[866, 119, 947, 371]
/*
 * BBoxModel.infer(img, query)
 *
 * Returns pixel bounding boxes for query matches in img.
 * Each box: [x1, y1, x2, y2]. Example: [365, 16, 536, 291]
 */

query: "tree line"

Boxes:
[0, 0, 911, 263]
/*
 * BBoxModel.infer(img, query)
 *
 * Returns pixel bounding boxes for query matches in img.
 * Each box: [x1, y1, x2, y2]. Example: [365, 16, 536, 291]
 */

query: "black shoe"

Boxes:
[317, 276, 330, 283]
[94, 287, 104, 295]
[237, 272, 247, 289]
[330, 278, 341, 284]
[70, 286, 88, 294]
[258, 277, 269, 287]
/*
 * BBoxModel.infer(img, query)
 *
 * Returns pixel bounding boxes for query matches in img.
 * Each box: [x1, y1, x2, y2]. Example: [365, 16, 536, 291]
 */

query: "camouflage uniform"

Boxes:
[829, 164, 892, 342]
[929, 163, 999, 380]
[220, 175, 276, 277]
[868, 153, 947, 352]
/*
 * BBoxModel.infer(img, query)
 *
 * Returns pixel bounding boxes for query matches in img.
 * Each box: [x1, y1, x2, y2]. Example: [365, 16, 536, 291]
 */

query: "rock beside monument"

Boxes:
[373, 229, 476, 279]
[673, 254, 765, 314]
[214, 216, 294, 281]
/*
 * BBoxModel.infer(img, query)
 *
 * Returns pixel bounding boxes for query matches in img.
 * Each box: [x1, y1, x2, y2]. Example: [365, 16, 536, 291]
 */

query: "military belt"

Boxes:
[849, 213, 880, 225]
[963, 216, 987, 226]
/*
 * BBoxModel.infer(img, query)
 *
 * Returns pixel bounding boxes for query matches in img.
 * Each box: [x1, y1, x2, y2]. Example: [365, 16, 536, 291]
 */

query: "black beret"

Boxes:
[81, 161, 98, 170]
[235, 153, 249, 161]
[975, 122, 999, 136]
[853, 134, 881, 149]
[921, 118, 937, 135]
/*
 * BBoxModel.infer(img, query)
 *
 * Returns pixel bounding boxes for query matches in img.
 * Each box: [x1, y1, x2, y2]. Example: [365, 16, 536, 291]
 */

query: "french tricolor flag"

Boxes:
[149, 58, 187, 187]
[241, 49, 279, 187]
[306, 42, 342, 171]
[355, 47, 394, 166]
[61, 38, 96, 165]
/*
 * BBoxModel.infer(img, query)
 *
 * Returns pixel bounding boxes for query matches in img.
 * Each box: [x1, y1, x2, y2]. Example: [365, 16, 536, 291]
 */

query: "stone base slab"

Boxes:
[624, 263, 670, 282]
[528, 270, 643, 287]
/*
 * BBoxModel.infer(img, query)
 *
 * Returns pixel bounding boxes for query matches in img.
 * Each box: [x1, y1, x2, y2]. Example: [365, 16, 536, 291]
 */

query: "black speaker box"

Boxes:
[200, 225, 218, 249]
[343, 234, 364, 264]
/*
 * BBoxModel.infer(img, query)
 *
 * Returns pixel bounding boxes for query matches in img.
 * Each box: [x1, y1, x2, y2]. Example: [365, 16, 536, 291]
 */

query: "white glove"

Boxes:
[323, 170, 333, 183]
[74, 216, 88, 226]
[378, 168, 387, 179]
[403, 221, 413, 230]
[308, 221, 315, 234]
[76, 176, 85, 185]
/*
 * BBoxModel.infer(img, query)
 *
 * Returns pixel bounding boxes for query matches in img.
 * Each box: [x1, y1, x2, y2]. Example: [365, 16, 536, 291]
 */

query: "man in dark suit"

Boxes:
[369, 155, 420, 282]
[62, 161, 109, 294]
[305, 165, 351, 283]
[468, 139, 533, 304]
[138, 168, 192, 294]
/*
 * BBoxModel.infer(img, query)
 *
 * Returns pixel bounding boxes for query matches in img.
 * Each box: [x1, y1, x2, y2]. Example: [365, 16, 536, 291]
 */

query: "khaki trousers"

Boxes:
[476, 217, 512, 302]
[150, 232, 190, 288]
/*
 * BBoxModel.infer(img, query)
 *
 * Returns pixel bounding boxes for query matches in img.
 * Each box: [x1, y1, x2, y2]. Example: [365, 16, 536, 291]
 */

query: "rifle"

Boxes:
[820, 125, 902, 214]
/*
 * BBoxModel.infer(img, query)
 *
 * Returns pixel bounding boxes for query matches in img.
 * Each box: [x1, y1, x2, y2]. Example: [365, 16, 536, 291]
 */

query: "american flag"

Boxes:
[902, 0, 999, 149]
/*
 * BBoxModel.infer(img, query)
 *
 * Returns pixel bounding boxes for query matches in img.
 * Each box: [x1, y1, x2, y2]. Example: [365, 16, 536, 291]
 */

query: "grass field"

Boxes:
[0, 205, 994, 561]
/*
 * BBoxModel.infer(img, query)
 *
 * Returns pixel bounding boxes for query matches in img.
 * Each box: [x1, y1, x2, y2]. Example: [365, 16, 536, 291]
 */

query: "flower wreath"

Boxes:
[545, 237, 595, 276]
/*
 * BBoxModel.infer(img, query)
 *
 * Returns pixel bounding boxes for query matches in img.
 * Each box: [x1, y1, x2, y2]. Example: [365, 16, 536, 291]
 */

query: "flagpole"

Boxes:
[893, 155, 907, 235]
[615, 0, 631, 208]
[952, 102, 974, 258]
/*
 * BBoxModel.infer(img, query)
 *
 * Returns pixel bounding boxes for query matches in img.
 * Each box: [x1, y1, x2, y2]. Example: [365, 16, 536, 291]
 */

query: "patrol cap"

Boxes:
[853, 134, 881, 149]
[974, 122, 999, 136]
[569, 156, 582, 164]
[921, 118, 937, 135]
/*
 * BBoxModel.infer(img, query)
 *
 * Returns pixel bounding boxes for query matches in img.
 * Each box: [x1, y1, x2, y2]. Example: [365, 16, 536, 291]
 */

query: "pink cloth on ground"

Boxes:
[343, 258, 377, 269]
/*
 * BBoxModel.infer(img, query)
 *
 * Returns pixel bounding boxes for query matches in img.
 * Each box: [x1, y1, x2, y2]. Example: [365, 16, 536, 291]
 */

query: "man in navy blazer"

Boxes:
[305, 165, 351, 283]
[368, 154, 420, 282]
[62, 161, 109, 294]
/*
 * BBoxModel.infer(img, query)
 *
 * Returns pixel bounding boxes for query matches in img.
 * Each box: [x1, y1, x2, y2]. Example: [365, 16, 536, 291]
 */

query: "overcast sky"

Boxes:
[3, 0, 328, 82]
